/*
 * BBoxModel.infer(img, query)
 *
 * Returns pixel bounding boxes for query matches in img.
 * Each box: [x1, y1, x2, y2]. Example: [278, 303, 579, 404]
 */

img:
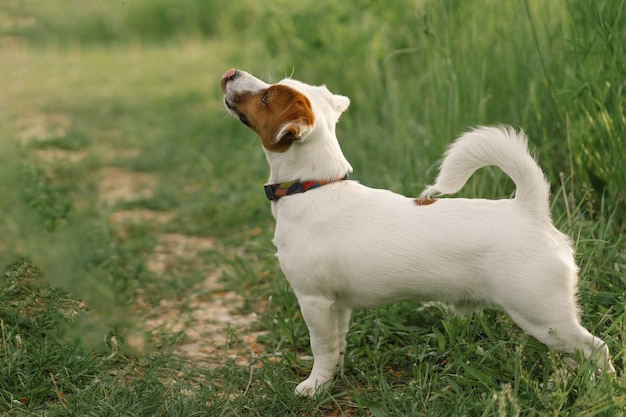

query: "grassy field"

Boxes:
[1, 0, 624, 415]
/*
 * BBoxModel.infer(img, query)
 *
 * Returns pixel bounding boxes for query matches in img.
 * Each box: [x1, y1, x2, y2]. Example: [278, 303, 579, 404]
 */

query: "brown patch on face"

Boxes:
[414, 197, 437, 206]
[229, 84, 314, 152]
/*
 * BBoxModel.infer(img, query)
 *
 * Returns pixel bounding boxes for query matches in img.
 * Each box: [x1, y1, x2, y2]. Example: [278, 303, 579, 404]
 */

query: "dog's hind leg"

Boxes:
[504, 308, 615, 374]
[294, 294, 351, 397]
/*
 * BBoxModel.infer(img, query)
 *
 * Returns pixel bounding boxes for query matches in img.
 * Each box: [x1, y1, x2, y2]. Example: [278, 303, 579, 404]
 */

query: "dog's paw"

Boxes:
[294, 377, 332, 398]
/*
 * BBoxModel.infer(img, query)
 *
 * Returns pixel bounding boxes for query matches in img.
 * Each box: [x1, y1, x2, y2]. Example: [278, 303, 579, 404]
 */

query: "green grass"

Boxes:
[1, 0, 625, 415]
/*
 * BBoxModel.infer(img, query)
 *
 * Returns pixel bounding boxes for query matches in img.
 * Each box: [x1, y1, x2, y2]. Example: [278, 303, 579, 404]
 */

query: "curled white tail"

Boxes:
[420, 126, 551, 220]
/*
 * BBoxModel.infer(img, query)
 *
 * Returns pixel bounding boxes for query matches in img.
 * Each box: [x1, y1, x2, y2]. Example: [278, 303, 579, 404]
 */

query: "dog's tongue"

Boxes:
[221, 68, 237, 92]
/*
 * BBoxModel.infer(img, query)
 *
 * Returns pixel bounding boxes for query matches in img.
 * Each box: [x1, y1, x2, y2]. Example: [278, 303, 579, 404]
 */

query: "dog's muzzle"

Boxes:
[221, 68, 240, 92]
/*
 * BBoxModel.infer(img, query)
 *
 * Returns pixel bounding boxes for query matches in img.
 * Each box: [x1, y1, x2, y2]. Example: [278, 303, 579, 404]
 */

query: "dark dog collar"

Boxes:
[264, 175, 348, 201]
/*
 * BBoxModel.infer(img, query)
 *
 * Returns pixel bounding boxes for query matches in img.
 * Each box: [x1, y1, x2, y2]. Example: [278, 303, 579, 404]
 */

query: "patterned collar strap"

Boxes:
[264, 174, 348, 201]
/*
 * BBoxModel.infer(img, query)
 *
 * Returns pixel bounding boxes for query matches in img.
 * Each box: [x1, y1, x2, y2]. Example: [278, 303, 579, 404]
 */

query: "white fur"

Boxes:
[222, 70, 615, 397]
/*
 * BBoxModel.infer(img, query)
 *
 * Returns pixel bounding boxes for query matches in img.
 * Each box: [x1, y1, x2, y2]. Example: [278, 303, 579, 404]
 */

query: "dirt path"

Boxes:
[19, 112, 265, 369]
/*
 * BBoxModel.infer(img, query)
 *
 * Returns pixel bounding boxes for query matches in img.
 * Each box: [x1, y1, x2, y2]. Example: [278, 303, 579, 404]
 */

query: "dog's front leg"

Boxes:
[294, 294, 350, 397]
[335, 306, 351, 370]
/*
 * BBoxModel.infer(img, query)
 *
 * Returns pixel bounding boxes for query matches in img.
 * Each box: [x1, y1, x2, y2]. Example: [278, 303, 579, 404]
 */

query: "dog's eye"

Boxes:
[262, 92, 269, 104]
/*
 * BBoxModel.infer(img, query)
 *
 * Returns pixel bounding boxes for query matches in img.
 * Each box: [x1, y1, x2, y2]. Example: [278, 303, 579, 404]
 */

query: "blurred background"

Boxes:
[2, 0, 624, 209]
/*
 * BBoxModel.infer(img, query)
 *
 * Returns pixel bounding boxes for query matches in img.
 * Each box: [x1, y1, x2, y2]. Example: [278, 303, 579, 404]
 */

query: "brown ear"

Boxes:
[275, 124, 301, 142]
[271, 95, 315, 143]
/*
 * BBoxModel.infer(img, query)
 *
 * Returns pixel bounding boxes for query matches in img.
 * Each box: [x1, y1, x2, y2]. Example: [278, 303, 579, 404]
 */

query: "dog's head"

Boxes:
[221, 69, 350, 153]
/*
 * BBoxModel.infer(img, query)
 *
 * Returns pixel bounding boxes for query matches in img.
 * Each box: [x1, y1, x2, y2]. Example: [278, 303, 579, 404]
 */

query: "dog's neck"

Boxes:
[264, 130, 353, 184]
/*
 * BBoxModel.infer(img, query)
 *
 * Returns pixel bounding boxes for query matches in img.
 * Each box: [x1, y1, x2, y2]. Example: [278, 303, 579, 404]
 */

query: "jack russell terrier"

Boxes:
[220, 68, 615, 397]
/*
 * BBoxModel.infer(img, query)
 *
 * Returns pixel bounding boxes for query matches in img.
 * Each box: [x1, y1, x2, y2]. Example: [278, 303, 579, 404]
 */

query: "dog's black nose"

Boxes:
[221, 68, 239, 92]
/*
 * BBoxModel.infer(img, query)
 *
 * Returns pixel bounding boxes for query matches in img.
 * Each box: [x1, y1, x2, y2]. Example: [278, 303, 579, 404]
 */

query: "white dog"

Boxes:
[220, 69, 615, 397]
